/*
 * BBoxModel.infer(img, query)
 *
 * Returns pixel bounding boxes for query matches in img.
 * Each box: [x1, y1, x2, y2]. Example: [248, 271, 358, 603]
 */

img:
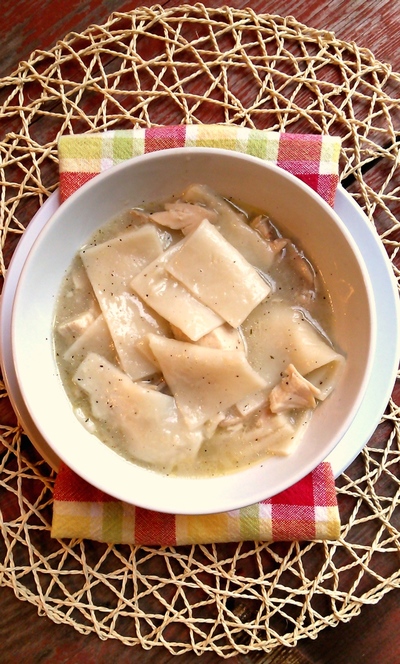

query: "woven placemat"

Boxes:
[0, 5, 399, 657]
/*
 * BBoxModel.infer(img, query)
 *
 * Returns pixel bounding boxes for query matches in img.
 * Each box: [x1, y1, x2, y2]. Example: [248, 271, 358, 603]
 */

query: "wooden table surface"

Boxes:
[0, 1, 399, 662]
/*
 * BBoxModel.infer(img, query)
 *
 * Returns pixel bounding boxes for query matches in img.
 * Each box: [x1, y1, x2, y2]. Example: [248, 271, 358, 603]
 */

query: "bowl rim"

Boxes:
[10, 147, 378, 513]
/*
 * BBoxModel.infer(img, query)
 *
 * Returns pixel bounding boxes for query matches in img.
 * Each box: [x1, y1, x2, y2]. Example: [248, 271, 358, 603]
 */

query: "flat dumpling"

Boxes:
[81, 225, 170, 379]
[242, 301, 345, 398]
[63, 314, 116, 371]
[165, 219, 271, 327]
[131, 241, 224, 341]
[181, 184, 277, 271]
[223, 410, 311, 461]
[147, 334, 267, 429]
[81, 224, 164, 294]
[73, 352, 203, 472]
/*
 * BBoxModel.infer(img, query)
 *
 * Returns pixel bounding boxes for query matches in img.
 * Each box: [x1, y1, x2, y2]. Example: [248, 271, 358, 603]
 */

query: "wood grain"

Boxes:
[2, 0, 400, 76]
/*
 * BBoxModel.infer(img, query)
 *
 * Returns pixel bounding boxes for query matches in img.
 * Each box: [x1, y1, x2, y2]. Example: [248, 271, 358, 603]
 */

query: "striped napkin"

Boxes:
[52, 125, 342, 545]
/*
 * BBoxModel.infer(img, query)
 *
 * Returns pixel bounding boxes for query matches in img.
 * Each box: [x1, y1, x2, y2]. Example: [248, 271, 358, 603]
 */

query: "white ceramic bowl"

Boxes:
[11, 148, 376, 514]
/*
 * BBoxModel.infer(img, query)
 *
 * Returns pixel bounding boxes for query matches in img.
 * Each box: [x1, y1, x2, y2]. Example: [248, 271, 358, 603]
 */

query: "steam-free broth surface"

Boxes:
[54, 184, 345, 476]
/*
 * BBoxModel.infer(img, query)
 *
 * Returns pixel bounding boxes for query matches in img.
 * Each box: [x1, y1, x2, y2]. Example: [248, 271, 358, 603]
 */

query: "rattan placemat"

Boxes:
[0, 5, 399, 657]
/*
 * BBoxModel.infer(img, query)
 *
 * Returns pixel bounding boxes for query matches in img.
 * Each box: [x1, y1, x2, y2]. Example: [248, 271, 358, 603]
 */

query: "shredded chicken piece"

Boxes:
[217, 407, 251, 429]
[269, 363, 321, 413]
[284, 242, 316, 288]
[57, 310, 96, 343]
[150, 201, 218, 233]
[250, 215, 287, 258]
[274, 241, 317, 305]
[218, 412, 246, 429]
[203, 412, 226, 438]
[250, 214, 274, 239]
[218, 390, 269, 428]
[270, 237, 288, 256]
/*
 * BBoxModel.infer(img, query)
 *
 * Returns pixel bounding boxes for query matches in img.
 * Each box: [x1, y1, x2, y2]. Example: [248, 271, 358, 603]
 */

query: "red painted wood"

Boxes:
[2, 0, 400, 76]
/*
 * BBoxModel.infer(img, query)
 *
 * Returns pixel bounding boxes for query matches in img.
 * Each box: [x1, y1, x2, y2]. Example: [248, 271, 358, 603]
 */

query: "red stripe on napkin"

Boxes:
[135, 507, 177, 546]
[53, 463, 118, 503]
[144, 125, 187, 152]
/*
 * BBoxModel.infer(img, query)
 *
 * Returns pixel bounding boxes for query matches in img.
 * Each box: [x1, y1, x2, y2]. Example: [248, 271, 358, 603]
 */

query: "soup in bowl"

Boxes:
[11, 148, 376, 514]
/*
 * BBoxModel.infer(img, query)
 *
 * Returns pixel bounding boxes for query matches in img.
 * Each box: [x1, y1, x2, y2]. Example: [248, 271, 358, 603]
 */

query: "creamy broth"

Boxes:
[53, 184, 345, 477]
